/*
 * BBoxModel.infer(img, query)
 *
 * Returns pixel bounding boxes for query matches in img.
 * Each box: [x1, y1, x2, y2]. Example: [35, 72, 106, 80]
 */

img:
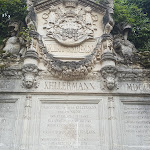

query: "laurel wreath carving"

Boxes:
[31, 31, 103, 80]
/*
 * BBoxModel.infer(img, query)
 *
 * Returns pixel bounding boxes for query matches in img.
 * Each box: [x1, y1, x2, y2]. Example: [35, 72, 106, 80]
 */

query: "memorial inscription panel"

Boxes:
[44, 40, 97, 58]
[0, 101, 16, 150]
[123, 103, 150, 150]
[40, 102, 100, 150]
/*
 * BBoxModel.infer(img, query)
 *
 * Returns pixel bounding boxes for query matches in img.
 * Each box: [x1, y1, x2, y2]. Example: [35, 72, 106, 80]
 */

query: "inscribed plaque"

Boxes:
[0, 102, 16, 150]
[123, 104, 150, 150]
[40, 103, 100, 150]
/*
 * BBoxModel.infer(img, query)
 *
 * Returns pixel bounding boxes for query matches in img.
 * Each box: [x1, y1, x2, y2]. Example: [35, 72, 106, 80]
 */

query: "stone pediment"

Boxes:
[34, 0, 107, 14]
[30, 0, 110, 80]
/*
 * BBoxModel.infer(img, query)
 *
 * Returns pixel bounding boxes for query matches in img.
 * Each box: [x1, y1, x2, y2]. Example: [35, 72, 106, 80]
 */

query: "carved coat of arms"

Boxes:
[42, 4, 98, 46]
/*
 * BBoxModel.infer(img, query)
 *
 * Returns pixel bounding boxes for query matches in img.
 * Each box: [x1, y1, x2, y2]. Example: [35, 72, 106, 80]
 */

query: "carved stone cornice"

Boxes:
[34, 0, 107, 14]
[0, 68, 22, 79]
[101, 52, 116, 62]
[24, 50, 39, 60]
[117, 70, 150, 82]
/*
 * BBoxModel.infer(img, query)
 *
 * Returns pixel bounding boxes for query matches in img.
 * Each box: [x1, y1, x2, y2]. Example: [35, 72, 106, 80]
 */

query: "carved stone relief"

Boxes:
[22, 0, 109, 80]
[113, 23, 137, 65]
[103, 10, 114, 34]
[101, 65, 118, 90]
[20, 95, 32, 150]
[42, 4, 98, 46]
[22, 64, 39, 89]
[101, 34, 115, 60]
[117, 70, 150, 82]
[2, 21, 26, 59]
[0, 69, 22, 79]
[30, 29, 114, 80]
[26, 0, 37, 30]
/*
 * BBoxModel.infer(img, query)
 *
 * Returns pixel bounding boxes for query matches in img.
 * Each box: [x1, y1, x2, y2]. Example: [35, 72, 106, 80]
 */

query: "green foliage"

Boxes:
[20, 27, 32, 42]
[0, 0, 149, 52]
[113, 0, 150, 51]
[0, 0, 27, 68]
[127, 0, 150, 17]
[0, 0, 27, 41]
[0, 37, 3, 45]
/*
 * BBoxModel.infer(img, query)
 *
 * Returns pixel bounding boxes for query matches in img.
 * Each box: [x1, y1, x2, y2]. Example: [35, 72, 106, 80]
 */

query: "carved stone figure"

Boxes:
[26, 0, 37, 29]
[114, 36, 136, 57]
[106, 75, 115, 90]
[100, 66, 118, 90]
[101, 34, 113, 53]
[103, 9, 114, 34]
[85, 7, 93, 25]
[2, 21, 26, 58]
[102, 0, 114, 34]
[100, 34, 116, 64]
[22, 64, 39, 89]
[23, 74, 35, 89]
[113, 23, 137, 63]
[106, 0, 114, 14]
[48, 6, 56, 24]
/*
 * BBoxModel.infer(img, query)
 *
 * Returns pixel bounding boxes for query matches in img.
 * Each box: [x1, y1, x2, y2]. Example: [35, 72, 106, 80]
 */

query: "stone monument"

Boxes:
[0, 0, 150, 150]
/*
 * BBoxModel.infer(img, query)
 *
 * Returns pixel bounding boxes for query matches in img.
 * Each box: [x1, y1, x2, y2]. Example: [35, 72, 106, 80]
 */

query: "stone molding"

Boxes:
[1, 66, 150, 83]
[34, 0, 107, 14]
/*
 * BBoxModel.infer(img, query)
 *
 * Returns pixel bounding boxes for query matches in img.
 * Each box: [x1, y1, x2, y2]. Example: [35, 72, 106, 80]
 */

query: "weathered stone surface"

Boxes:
[123, 104, 150, 148]
[0, 102, 16, 150]
[0, 0, 150, 150]
[40, 103, 100, 150]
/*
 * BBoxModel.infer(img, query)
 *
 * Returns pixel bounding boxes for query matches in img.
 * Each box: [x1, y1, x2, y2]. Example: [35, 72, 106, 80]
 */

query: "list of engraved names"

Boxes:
[0, 102, 16, 150]
[124, 104, 150, 149]
[40, 103, 100, 150]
